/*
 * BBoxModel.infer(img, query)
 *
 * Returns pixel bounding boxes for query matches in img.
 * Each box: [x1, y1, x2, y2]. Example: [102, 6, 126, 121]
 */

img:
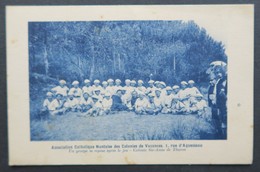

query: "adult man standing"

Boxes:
[216, 72, 227, 139]
[208, 78, 222, 137]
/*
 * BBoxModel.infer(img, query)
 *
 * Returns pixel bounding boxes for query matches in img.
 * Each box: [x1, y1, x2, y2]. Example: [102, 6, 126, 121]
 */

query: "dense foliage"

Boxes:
[29, 21, 227, 86]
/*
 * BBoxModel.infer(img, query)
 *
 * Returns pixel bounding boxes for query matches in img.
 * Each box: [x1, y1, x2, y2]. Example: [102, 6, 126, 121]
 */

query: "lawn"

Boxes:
[30, 112, 216, 141]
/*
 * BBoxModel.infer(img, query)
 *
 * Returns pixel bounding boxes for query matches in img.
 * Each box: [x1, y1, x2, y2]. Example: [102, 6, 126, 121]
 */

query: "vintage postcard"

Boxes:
[6, 5, 254, 165]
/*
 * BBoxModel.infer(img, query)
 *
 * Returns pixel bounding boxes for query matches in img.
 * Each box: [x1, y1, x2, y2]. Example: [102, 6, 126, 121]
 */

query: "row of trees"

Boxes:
[29, 20, 227, 86]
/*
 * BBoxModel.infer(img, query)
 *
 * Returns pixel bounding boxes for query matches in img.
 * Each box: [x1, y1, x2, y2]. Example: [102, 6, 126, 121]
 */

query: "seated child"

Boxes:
[79, 92, 94, 114]
[64, 94, 81, 112]
[111, 90, 128, 111]
[189, 94, 207, 117]
[171, 98, 186, 114]
[48, 93, 66, 116]
[102, 93, 113, 115]
[39, 92, 53, 119]
[153, 89, 163, 113]
[89, 96, 103, 117]
[161, 87, 174, 114]
[146, 93, 161, 115]
[134, 93, 149, 115]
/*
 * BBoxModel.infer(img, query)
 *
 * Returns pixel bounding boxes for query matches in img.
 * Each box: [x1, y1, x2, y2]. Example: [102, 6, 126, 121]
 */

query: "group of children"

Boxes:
[41, 78, 208, 118]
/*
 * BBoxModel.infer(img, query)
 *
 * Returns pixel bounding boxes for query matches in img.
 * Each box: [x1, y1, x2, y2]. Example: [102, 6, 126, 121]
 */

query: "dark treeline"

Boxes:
[29, 20, 227, 86]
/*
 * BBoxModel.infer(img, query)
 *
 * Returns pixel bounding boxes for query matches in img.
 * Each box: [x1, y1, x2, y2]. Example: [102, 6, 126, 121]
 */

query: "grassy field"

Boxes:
[30, 112, 216, 141]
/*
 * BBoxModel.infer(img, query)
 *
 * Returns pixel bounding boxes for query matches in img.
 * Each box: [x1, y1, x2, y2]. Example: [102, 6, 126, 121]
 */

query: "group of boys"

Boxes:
[42, 78, 207, 118]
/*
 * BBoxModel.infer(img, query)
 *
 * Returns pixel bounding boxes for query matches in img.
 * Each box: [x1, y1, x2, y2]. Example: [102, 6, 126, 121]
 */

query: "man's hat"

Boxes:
[188, 80, 195, 84]
[172, 85, 180, 89]
[160, 81, 166, 87]
[84, 79, 91, 83]
[166, 86, 172, 91]
[107, 79, 114, 83]
[115, 79, 121, 83]
[94, 80, 100, 84]
[125, 79, 131, 83]
[102, 81, 108, 85]
[181, 81, 188, 85]
[131, 80, 136, 84]
[138, 80, 143, 84]
[59, 80, 66, 84]
[46, 92, 53, 96]
[72, 81, 79, 85]
[148, 80, 155, 84]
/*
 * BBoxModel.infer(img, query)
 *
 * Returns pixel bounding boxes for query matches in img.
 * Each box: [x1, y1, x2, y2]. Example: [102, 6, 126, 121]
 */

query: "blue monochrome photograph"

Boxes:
[29, 21, 227, 141]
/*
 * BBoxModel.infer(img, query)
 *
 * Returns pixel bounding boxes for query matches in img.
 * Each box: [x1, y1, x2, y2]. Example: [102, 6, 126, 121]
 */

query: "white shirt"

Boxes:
[114, 85, 122, 94]
[136, 86, 146, 94]
[79, 97, 94, 106]
[124, 86, 134, 97]
[186, 87, 201, 97]
[102, 98, 113, 109]
[106, 86, 116, 95]
[146, 86, 156, 94]
[154, 96, 163, 108]
[135, 98, 150, 109]
[64, 98, 79, 108]
[68, 87, 82, 97]
[93, 101, 103, 108]
[172, 92, 180, 100]
[178, 89, 189, 100]
[162, 94, 173, 107]
[93, 93, 103, 102]
[51, 86, 69, 96]
[43, 99, 52, 110]
[49, 99, 61, 111]
[91, 85, 103, 94]
[196, 100, 207, 110]
[82, 86, 93, 96]
[100, 87, 110, 95]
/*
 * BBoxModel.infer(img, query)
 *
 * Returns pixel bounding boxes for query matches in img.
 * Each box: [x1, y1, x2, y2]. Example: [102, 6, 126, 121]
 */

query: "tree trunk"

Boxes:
[43, 46, 49, 76]
[90, 46, 95, 80]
